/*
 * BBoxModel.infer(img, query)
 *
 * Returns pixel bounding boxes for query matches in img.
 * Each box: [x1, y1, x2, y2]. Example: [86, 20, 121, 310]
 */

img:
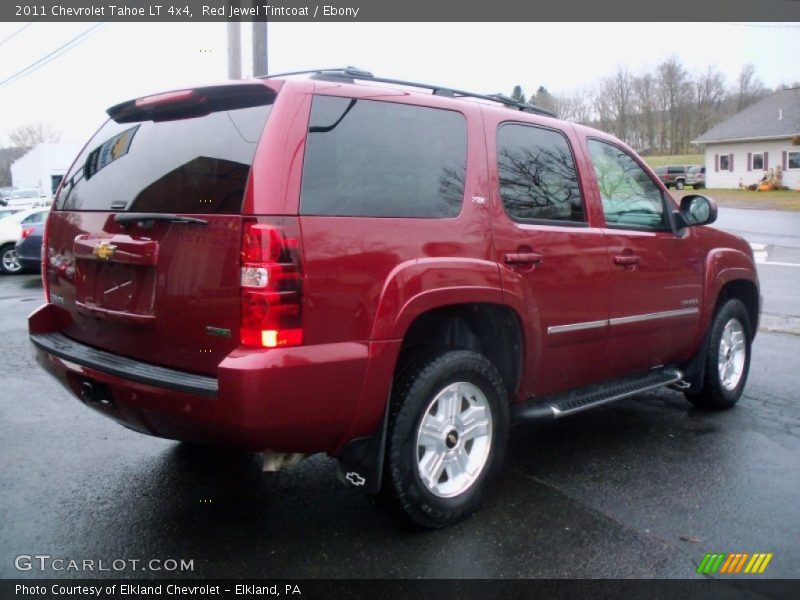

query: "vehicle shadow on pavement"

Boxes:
[19, 274, 42, 289]
[61, 390, 713, 578]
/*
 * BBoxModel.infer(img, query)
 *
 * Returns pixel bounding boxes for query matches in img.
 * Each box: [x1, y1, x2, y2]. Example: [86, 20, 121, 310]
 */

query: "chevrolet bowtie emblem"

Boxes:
[93, 242, 117, 260]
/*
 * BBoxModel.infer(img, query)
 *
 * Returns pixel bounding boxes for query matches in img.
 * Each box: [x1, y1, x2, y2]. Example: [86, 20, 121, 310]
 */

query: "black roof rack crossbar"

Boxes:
[260, 67, 557, 118]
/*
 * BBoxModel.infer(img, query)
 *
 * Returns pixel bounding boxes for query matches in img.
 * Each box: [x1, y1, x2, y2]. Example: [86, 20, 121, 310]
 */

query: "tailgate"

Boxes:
[46, 83, 276, 375]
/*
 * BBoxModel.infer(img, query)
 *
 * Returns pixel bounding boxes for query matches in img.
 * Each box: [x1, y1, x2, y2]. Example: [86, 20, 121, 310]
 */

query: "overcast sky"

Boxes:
[0, 21, 798, 146]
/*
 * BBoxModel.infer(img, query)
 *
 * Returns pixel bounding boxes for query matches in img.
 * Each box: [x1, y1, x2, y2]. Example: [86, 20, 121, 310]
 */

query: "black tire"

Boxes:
[379, 350, 509, 528]
[675, 179, 685, 190]
[685, 298, 752, 410]
[0, 243, 22, 275]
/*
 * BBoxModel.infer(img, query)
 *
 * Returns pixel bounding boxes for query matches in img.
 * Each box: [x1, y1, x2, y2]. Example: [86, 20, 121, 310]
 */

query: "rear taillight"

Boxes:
[20, 227, 34, 239]
[239, 218, 303, 348]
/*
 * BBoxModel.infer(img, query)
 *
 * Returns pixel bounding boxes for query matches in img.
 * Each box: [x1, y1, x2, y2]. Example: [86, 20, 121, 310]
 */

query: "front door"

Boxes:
[584, 138, 704, 378]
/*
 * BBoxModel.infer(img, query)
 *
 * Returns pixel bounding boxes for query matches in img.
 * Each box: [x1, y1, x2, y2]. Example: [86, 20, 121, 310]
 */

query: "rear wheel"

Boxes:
[0, 244, 21, 274]
[380, 350, 509, 528]
[685, 299, 752, 410]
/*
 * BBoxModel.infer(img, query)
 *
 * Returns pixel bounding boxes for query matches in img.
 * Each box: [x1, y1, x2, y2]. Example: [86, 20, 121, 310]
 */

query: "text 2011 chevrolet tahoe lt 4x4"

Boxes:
[30, 69, 759, 528]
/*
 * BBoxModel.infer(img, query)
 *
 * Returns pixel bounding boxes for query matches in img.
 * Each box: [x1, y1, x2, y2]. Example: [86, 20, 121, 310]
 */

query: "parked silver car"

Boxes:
[686, 166, 705, 189]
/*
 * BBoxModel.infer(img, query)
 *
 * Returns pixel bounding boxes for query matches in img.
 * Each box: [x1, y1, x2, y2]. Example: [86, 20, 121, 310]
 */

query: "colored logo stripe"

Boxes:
[744, 553, 773, 574]
[698, 553, 773, 574]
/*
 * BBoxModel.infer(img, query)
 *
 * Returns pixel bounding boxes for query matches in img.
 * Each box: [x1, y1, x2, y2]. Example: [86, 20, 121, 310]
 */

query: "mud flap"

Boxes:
[682, 330, 711, 393]
[334, 405, 389, 495]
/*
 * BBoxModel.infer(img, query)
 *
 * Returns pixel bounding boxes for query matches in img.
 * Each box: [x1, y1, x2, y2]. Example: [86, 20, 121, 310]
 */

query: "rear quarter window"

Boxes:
[299, 96, 467, 218]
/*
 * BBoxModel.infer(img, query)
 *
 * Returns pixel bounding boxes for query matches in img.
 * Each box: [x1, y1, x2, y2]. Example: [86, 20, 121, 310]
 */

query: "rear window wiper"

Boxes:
[114, 213, 208, 227]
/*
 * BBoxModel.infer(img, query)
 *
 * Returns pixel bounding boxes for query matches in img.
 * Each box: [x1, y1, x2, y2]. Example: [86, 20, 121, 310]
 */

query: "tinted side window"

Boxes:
[667, 166, 684, 174]
[496, 123, 584, 223]
[300, 96, 466, 218]
[587, 139, 668, 231]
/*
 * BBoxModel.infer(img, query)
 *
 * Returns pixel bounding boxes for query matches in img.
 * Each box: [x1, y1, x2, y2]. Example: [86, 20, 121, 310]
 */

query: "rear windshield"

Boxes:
[55, 103, 272, 213]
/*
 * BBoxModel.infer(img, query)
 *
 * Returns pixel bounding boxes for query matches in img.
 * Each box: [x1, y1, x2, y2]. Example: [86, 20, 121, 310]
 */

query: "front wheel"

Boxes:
[685, 299, 752, 410]
[380, 350, 509, 528]
[675, 179, 685, 190]
[0, 244, 22, 275]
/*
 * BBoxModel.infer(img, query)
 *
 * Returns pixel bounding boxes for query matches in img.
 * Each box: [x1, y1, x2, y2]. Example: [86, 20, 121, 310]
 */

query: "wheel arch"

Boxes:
[396, 302, 524, 399]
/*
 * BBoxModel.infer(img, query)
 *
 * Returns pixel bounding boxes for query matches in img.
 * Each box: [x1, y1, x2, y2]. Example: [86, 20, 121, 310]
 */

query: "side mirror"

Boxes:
[679, 194, 717, 227]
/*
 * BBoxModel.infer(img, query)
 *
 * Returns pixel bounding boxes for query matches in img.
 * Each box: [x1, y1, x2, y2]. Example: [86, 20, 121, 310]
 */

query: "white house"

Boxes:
[692, 87, 800, 190]
[10, 142, 81, 197]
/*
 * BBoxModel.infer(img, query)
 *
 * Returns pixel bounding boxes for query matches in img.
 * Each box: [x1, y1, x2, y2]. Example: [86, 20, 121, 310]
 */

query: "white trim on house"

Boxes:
[691, 133, 800, 144]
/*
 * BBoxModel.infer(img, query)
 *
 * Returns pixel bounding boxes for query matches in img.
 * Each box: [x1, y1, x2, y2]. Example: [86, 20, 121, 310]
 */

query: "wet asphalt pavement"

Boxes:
[0, 272, 798, 580]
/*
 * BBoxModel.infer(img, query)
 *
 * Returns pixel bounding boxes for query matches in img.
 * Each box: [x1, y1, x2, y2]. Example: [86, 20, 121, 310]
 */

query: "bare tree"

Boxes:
[8, 122, 61, 148]
[632, 73, 658, 152]
[600, 66, 634, 144]
[693, 66, 726, 140]
[736, 64, 766, 111]
[554, 88, 593, 124]
[546, 59, 774, 156]
[657, 56, 691, 154]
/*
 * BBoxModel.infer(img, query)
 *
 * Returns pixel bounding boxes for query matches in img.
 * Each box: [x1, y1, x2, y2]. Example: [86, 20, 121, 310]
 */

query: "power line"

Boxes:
[0, 23, 107, 92]
[0, 21, 35, 48]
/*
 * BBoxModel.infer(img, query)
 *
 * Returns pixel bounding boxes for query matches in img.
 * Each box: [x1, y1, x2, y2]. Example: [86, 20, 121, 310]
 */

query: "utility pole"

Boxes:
[227, 18, 242, 79]
[252, 20, 268, 77]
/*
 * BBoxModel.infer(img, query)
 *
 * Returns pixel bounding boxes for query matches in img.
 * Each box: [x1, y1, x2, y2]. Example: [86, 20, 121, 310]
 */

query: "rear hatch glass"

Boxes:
[47, 84, 274, 375]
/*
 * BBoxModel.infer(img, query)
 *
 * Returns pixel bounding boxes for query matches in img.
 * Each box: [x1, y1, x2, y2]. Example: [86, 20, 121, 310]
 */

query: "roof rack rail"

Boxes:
[260, 67, 557, 118]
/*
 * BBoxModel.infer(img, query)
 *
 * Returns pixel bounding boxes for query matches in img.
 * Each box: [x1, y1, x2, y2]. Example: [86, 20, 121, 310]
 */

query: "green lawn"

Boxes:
[702, 188, 800, 200]
[643, 154, 703, 168]
[670, 188, 800, 211]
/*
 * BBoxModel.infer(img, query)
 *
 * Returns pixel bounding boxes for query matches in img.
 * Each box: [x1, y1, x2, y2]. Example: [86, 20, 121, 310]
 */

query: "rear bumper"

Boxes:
[31, 332, 218, 397]
[29, 304, 399, 453]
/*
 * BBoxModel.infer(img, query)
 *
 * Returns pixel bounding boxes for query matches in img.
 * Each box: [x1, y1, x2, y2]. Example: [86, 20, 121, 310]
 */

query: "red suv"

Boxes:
[30, 69, 759, 528]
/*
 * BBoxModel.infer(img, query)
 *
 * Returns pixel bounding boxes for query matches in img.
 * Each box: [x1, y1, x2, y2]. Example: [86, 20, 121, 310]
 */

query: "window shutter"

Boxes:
[730, 154, 734, 171]
[783, 151, 788, 170]
[715, 154, 719, 172]
[764, 152, 769, 170]
[747, 153, 752, 171]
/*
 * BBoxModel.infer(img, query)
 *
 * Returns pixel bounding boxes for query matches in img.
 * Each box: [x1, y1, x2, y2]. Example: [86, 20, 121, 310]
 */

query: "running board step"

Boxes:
[513, 367, 683, 421]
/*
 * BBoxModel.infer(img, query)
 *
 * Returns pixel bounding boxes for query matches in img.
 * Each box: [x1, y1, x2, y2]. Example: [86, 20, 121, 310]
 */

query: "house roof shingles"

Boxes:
[693, 87, 800, 143]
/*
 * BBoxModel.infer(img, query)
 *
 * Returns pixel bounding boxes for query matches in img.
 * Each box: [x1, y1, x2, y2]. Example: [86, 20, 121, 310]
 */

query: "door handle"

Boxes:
[504, 252, 544, 266]
[613, 255, 641, 267]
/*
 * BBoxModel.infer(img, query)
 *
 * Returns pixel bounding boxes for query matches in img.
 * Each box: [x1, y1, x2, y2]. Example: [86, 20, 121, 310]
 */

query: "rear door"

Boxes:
[47, 83, 276, 375]
[486, 118, 612, 397]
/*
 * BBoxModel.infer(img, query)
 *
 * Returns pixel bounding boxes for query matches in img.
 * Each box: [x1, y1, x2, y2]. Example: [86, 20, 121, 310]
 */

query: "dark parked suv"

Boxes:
[30, 69, 759, 528]
[654, 165, 697, 190]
